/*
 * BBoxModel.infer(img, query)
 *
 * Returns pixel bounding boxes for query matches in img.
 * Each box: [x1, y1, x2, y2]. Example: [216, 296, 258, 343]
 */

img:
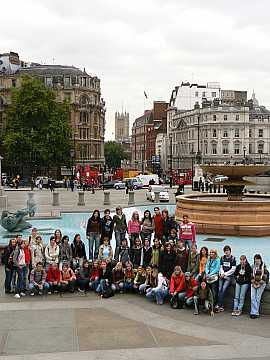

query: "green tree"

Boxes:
[3, 76, 72, 175]
[104, 141, 128, 169]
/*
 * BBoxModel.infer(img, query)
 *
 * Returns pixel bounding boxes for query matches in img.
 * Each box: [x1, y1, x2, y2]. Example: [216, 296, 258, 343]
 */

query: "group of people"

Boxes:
[2, 207, 268, 319]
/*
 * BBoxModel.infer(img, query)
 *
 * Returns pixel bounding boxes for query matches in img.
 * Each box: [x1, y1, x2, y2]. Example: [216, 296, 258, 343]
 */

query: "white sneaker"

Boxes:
[14, 293, 20, 299]
[20, 292, 26, 297]
[48, 291, 52, 295]
[30, 293, 35, 296]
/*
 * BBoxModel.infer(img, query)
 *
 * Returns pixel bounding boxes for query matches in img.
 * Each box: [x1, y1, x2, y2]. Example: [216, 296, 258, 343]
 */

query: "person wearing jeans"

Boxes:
[13, 242, 27, 299]
[250, 254, 268, 319]
[146, 272, 169, 305]
[205, 249, 220, 306]
[86, 210, 102, 261]
[113, 207, 127, 248]
[2, 239, 16, 294]
[232, 255, 251, 316]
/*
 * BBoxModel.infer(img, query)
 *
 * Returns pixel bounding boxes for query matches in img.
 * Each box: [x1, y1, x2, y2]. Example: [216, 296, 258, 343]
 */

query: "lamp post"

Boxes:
[196, 111, 202, 164]
[169, 133, 173, 188]
[190, 151, 195, 191]
[243, 145, 246, 163]
[70, 148, 75, 180]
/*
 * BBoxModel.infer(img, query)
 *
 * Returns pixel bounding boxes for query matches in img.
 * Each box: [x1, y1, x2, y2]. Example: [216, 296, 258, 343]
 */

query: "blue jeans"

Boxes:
[89, 277, 99, 291]
[4, 267, 14, 292]
[233, 283, 249, 311]
[88, 232, 101, 260]
[96, 279, 109, 294]
[140, 232, 152, 245]
[146, 287, 168, 304]
[124, 281, 133, 291]
[115, 231, 126, 248]
[217, 277, 232, 307]
[250, 284, 266, 315]
[15, 266, 27, 293]
[184, 239, 192, 251]
[29, 282, 49, 294]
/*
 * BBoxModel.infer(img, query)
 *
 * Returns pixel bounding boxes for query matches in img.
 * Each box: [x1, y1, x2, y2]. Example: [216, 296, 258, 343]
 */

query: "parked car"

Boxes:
[102, 180, 125, 190]
[146, 185, 169, 202]
[124, 178, 144, 190]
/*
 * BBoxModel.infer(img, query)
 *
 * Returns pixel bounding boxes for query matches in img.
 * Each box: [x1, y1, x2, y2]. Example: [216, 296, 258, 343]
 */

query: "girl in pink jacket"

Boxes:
[128, 211, 141, 248]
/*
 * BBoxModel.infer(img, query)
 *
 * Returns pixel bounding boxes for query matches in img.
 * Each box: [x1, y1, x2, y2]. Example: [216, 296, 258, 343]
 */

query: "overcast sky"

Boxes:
[1, 0, 270, 140]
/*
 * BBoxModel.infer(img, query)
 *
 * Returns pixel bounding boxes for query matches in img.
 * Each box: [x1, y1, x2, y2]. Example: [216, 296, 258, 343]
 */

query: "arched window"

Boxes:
[80, 111, 89, 123]
[79, 95, 89, 106]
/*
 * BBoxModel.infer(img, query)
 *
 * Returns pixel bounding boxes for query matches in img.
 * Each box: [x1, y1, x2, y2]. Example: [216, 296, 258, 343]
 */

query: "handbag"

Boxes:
[206, 274, 218, 284]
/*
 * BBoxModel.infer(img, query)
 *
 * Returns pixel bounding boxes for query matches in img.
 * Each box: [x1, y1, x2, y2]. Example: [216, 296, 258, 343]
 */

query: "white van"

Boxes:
[136, 174, 159, 187]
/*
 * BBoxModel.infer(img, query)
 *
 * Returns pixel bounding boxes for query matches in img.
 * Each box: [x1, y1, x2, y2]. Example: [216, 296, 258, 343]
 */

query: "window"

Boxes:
[64, 77, 71, 88]
[12, 79, 16, 87]
[212, 143, 217, 154]
[236, 114, 239, 121]
[259, 129, 263, 137]
[249, 144, 253, 154]
[64, 92, 71, 102]
[213, 115, 216, 121]
[249, 129, 252, 138]
[223, 129, 228, 138]
[223, 144, 229, 154]
[212, 129, 217, 138]
[234, 143, 240, 154]
[224, 115, 228, 121]
[258, 143, 264, 154]
[80, 111, 89, 123]
[211, 92, 216, 97]
[204, 143, 208, 154]
[45, 77, 53, 87]
[195, 91, 198, 97]
[202, 91, 206, 97]
[205, 130, 208, 138]
[235, 128, 239, 138]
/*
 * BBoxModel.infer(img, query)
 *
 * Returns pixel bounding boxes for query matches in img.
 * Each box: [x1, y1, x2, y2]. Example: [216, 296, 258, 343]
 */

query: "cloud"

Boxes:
[1, 0, 270, 139]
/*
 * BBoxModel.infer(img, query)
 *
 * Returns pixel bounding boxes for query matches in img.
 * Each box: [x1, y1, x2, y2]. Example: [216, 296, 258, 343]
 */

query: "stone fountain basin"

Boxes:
[175, 193, 270, 236]
[201, 164, 270, 178]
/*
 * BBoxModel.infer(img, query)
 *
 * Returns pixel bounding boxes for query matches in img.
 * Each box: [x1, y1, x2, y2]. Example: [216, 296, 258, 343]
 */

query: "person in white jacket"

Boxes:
[216, 245, 236, 312]
[146, 272, 169, 305]
[45, 236, 60, 268]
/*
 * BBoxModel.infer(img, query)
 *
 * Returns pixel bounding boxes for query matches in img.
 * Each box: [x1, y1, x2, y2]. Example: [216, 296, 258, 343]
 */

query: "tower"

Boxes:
[115, 111, 130, 142]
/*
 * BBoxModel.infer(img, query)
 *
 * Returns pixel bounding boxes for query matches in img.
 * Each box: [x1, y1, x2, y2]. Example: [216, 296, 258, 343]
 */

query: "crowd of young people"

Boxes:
[2, 206, 268, 319]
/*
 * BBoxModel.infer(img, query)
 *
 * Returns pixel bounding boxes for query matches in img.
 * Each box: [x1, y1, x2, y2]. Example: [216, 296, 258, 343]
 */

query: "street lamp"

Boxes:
[190, 150, 195, 191]
[196, 111, 202, 164]
[169, 133, 173, 188]
[70, 148, 75, 180]
[243, 145, 246, 163]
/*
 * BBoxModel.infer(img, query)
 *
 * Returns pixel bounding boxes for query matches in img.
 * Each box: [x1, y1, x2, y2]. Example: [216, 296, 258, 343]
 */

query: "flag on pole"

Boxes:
[144, 91, 148, 99]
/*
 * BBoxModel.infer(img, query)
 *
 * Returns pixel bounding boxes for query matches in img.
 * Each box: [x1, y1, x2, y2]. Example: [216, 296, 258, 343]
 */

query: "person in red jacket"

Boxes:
[153, 207, 163, 241]
[23, 239, 32, 292]
[169, 266, 185, 307]
[46, 262, 61, 293]
[182, 272, 198, 311]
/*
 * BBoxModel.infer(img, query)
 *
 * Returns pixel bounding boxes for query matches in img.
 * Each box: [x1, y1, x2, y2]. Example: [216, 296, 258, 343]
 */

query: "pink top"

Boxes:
[179, 222, 196, 243]
[128, 220, 141, 235]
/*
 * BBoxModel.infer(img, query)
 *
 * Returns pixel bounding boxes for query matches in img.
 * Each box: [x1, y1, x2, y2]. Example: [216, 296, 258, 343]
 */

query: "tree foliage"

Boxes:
[104, 141, 128, 169]
[3, 76, 72, 173]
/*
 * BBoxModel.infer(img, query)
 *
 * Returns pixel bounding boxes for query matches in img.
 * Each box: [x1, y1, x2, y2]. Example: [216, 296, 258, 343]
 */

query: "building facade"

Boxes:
[168, 98, 270, 170]
[0, 52, 106, 167]
[132, 101, 168, 172]
[115, 111, 129, 142]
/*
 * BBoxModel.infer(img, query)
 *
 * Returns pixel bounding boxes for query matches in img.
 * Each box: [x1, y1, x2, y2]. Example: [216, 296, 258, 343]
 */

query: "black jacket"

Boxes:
[2, 245, 15, 269]
[71, 241, 86, 259]
[143, 247, 152, 267]
[235, 263, 252, 285]
[130, 246, 143, 267]
[159, 250, 176, 279]
[101, 216, 114, 239]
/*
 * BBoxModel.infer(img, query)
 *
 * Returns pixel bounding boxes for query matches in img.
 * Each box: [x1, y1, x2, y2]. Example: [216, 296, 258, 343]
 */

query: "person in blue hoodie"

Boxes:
[205, 248, 220, 306]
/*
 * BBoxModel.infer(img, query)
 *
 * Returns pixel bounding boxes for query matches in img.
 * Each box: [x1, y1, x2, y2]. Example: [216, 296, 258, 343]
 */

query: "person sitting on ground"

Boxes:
[146, 271, 169, 305]
[232, 255, 251, 316]
[45, 236, 60, 268]
[29, 262, 49, 296]
[77, 260, 91, 293]
[182, 272, 198, 312]
[98, 236, 113, 262]
[250, 254, 269, 319]
[59, 235, 72, 270]
[133, 266, 146, 292]
[89, 260, 100, 291]
[187, 244, 200, 279]
[124, 261, 135, 292]
[46, 261, 61, 294]
[139, 265, 153, 294]
[175, 239, 189, 273]
[130, 237, 144, 269]
[169, 265, 186, 309]
[114, 238, 130, 265]
[111, 262, 125, 293]
[216, 245, 236, 313]
[60, 263, 76, 294]
[193, 280, 214, 316]
[96, 260, 112, 297]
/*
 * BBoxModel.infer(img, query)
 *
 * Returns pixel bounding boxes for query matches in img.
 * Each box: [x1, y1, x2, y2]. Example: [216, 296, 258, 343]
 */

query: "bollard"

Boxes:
[154, 191, 159, 203]
[52, 192, 60, 206]
[104, 190, 111, 205]
[128, 191, 135, 205]
[78, 191, 85, 206]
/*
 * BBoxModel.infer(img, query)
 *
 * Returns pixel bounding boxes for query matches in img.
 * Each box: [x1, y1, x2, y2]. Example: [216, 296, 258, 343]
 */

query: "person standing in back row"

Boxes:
[179, 214, 196, 251]
[113, 207, 127, 248]
[86, 210, 102, 261]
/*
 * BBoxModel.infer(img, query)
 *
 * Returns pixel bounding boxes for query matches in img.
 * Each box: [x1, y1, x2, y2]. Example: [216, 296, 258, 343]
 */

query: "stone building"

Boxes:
[115, 111, 129, 142]
[131, 101, 168, 172]
[0, 52, 106, 168]
[169, 97, 270, 170]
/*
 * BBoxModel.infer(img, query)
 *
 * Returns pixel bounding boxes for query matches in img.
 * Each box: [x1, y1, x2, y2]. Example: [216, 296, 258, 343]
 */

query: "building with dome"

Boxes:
[0, 51, 106, 168]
